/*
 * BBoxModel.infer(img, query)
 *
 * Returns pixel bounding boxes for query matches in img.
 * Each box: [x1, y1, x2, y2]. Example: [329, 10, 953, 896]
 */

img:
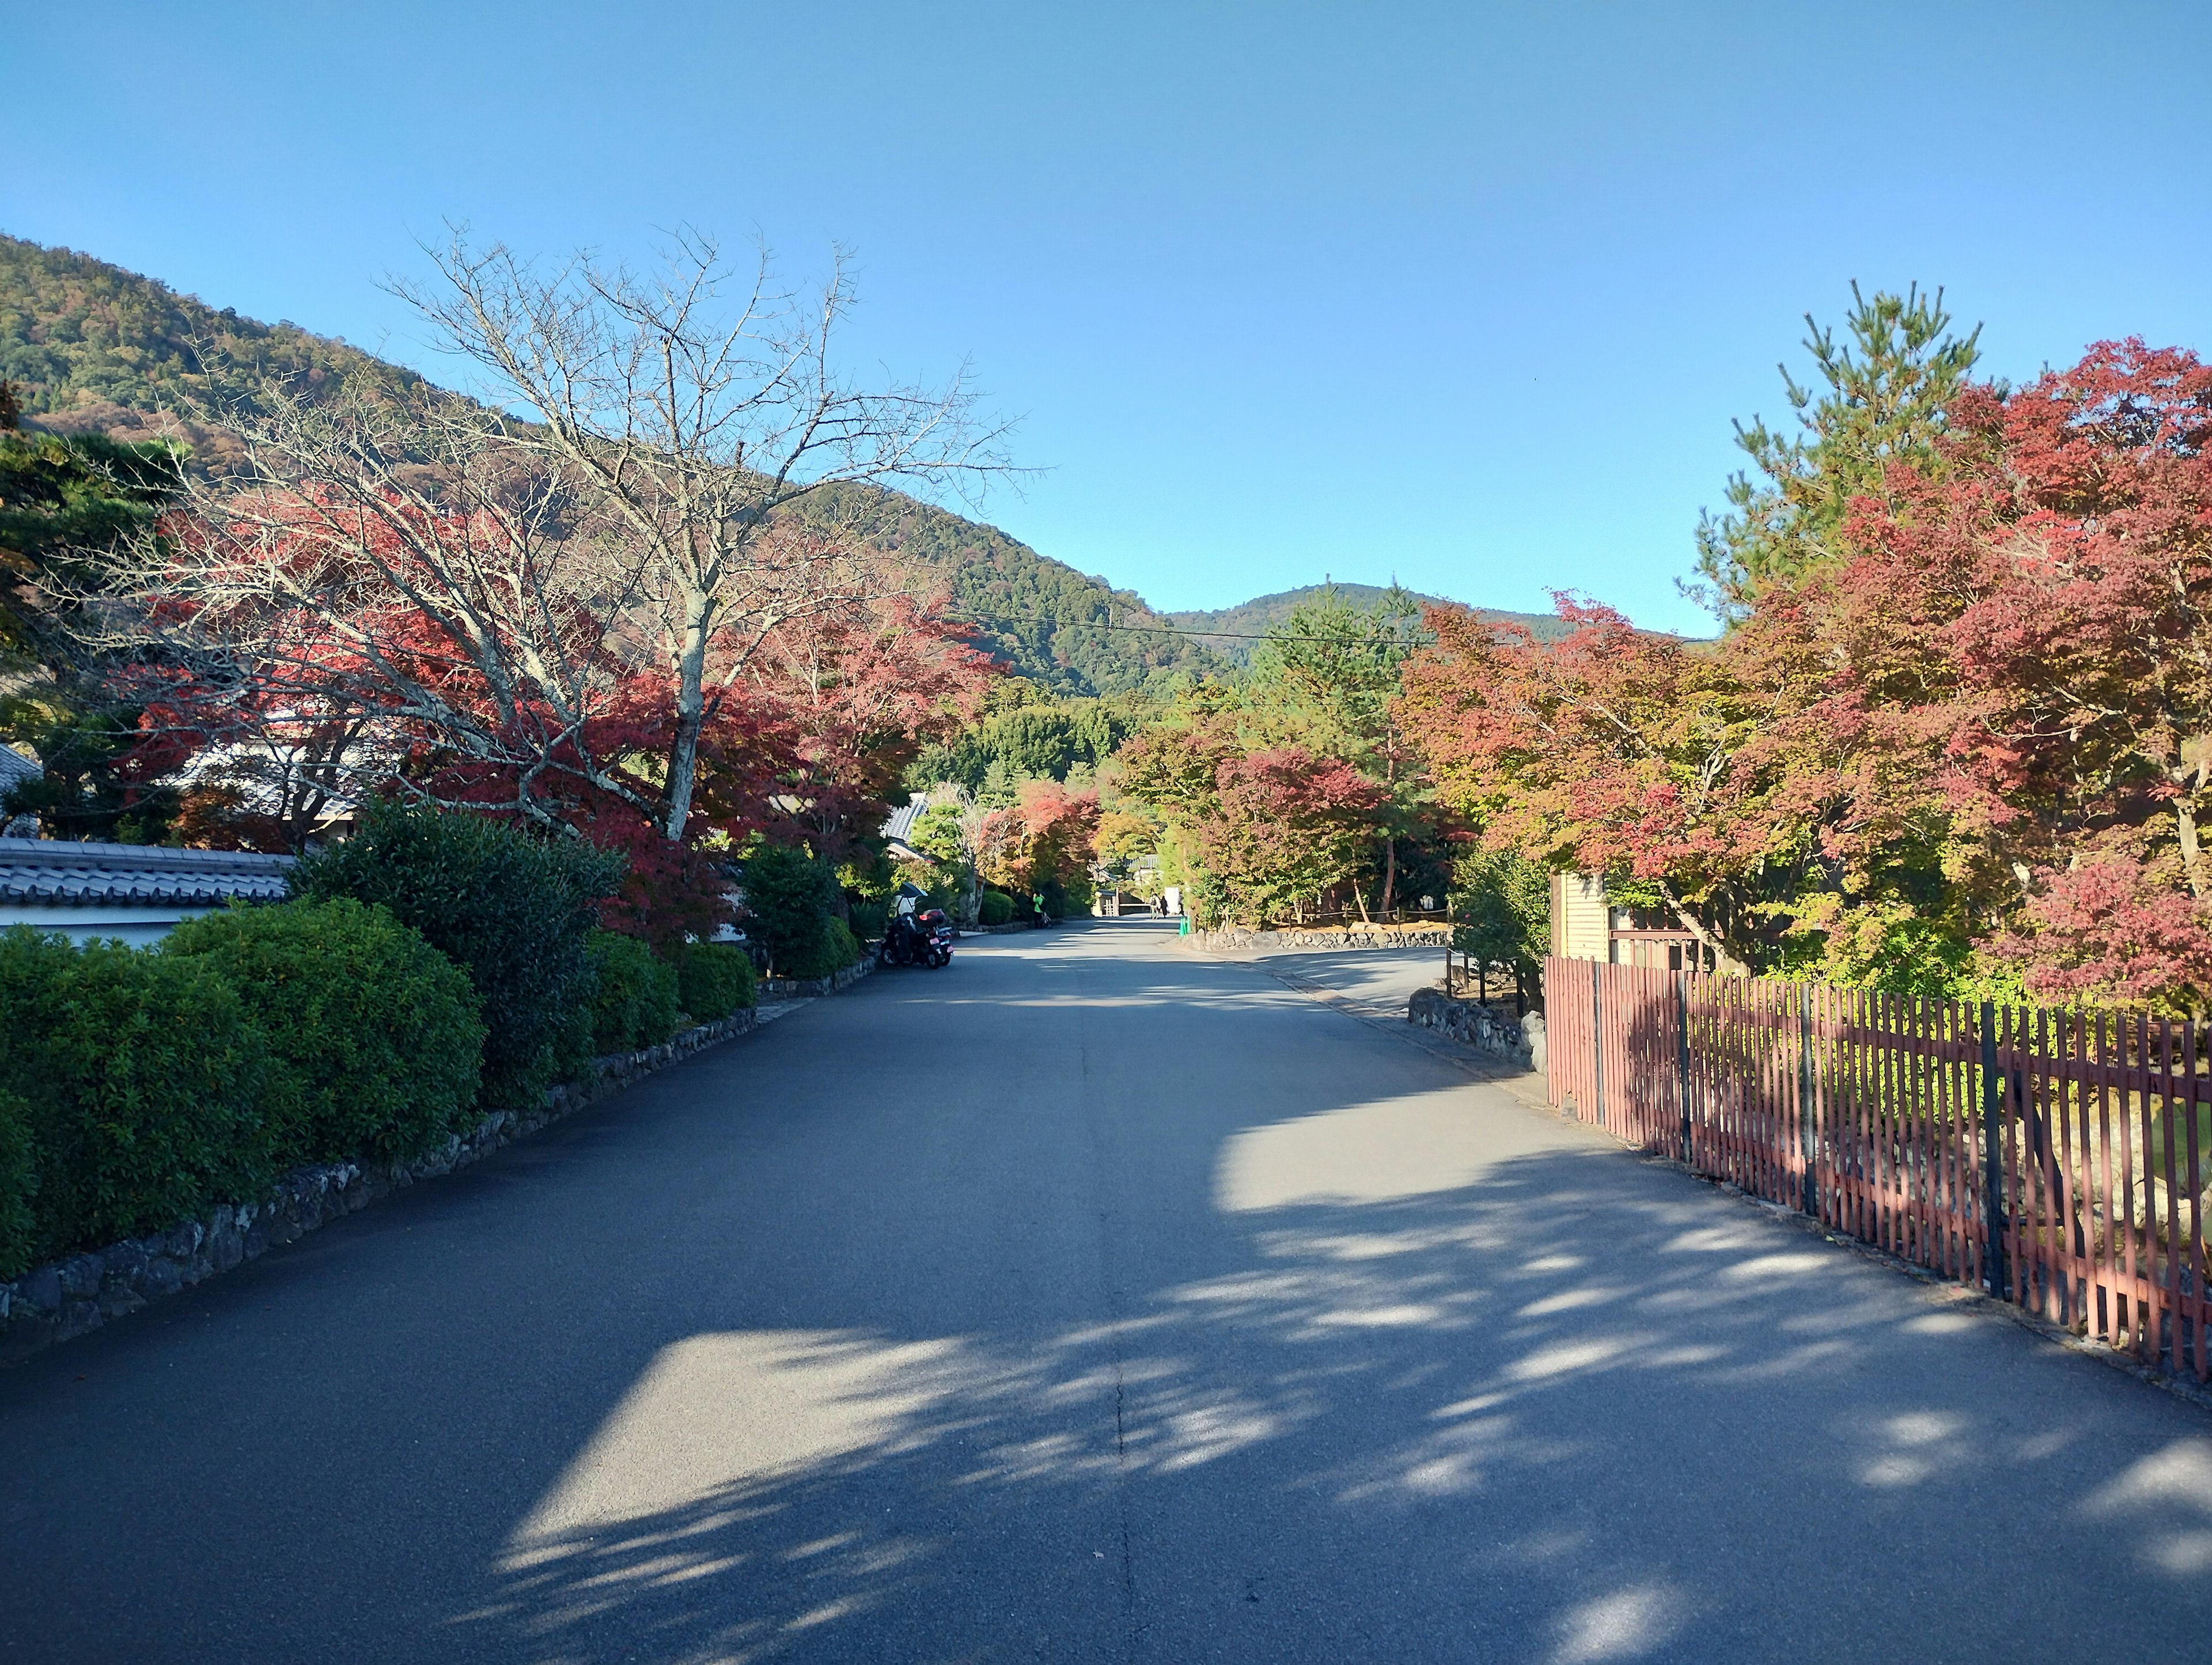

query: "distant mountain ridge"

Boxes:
[1166, 583, 1571, 665]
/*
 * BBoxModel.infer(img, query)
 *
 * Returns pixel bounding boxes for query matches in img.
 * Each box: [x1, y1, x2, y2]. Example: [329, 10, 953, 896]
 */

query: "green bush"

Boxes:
[164, 900, 485, 1165]
[292, 803, 622, 1108]
[586, 930, 683, 1054]
[672, 940, 756, 1021]
[770, 916, 863, 981]
[0, 1088, 34, 1283]
[977, 889, 1014, 927]
[0, 927, 278, 1275]
[846, 898, 888, 942]
[741, 841, 837, 976]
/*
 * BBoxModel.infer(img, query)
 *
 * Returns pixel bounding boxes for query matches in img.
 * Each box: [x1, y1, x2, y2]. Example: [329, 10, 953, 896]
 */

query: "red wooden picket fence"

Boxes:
[1543, 957, 2210, 1382]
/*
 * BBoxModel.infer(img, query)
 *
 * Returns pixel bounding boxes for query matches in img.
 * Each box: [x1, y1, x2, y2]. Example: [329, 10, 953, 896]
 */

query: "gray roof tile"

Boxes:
[0, 838, 295, 908]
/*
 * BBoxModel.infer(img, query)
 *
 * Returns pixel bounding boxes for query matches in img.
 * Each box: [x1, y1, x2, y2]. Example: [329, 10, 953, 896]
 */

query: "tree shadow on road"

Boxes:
[458, 1121, 2212, 1664]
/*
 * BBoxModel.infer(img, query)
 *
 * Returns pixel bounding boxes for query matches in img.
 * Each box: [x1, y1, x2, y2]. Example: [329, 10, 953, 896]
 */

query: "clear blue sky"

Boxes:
[7, 2, 2207, 632]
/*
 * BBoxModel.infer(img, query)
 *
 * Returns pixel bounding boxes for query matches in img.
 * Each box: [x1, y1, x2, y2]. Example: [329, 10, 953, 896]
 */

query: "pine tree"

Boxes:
[1694, 283, 1982, 617]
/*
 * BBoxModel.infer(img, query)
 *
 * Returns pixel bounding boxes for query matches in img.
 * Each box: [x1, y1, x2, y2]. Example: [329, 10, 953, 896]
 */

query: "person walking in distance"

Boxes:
[1032, 890, 1046, 927]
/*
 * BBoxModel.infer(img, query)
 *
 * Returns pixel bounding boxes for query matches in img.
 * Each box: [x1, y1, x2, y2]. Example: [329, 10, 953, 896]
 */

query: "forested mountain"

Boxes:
[0, 236, 430, 466]
[790, 485, 1218, 696]
[0, 233, 1215, 696]
[0, 233, 1582, 697]
[1166, 583, 1571, 665]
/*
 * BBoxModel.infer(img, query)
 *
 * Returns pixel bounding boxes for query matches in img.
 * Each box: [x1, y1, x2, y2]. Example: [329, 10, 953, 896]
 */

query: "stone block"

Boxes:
[101, 1241, 148, 1289]
[140, 1257, 185, 1298]
[209, 1221, 244, 1273]
[58, 1253, 105, 1300]
[17, 1264, 61, 1314]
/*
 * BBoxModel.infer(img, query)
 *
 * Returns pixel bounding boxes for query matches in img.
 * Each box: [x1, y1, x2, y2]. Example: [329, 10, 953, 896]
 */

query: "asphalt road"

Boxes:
[4, 920, 2209, 1663]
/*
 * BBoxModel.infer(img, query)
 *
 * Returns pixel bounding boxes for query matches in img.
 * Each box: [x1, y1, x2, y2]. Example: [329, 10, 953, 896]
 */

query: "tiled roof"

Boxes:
[0, 744, 39, 792]
[880, 792, 930, 845]
[876, 787, 946, 844]
[0, 838, 296, 908]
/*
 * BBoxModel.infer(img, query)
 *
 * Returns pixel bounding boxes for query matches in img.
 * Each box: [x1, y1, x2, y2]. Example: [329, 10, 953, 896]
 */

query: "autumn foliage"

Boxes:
[1120, 704, 1385, 927]
[1404, 339, 2212, 1011]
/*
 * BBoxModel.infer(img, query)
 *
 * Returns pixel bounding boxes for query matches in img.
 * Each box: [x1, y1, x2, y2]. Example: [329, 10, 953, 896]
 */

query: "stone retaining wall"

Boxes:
[0, 958, 875, 1366]
[1189, 924, 1452, 951]
[757, 957, 876, 1002]
[1407, 985, 1545, 1071]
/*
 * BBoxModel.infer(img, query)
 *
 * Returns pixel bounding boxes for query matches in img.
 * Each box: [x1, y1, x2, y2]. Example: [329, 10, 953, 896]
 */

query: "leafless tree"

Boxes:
[389, 229, 1015, 839]
[80, 378, 661, 835]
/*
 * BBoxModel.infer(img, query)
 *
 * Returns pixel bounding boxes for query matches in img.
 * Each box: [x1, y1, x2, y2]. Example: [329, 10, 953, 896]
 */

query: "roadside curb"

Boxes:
[0, 958, 875, 1368]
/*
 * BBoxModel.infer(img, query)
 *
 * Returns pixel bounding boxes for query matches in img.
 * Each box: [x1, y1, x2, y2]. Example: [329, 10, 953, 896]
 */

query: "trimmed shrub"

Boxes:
[586, 930, 683, 1054]
[767, 916, 863, 981]
[293, 803, 622, 1108]
[977, 889, 1014, 927]
[672, 940, 756, 1021]
[0, 927, 278, 1273]
[165, 899, 485, 1165]
[0, 1088, 34, 1283]
[741, 841, 837, 976]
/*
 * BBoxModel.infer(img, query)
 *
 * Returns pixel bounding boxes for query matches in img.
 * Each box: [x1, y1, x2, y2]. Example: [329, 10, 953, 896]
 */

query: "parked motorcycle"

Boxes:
[879, 905, 955, 969]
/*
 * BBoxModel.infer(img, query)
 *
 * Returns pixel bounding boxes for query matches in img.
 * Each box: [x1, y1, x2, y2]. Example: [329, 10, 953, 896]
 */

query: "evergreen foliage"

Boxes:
[162, 899, 486, 1163]
[670, 940, 757, 1021]
[0, 407, 187, 839]
[739, 841, 840, 977]
[290, 803, 622, 1107]
[909, 695, 1138, 794]
[1169, 583, 1567, 666]
[1450, 848, 1550, 984]
[1694, 283, 1982, 616]
[0, 926, 279, 1273]
[584, 930, 684, 1053]
[0, 1088, 31, 1280]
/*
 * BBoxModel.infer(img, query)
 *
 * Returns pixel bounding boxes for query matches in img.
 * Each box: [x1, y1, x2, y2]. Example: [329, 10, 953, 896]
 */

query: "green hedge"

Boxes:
[0, 927, 279, 1276]
[586, 930, 683, 1054]
[846, 898, 888, 943]
[773, 916, 862, 981]
[741, 842, 836, 977]
[672, 940, 756, 1021]
[978, 889, 1014, 927]
[293, 803, 621, 1107]
[0, 1089, 36, 1283]
[165, 900, 485, 1164]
